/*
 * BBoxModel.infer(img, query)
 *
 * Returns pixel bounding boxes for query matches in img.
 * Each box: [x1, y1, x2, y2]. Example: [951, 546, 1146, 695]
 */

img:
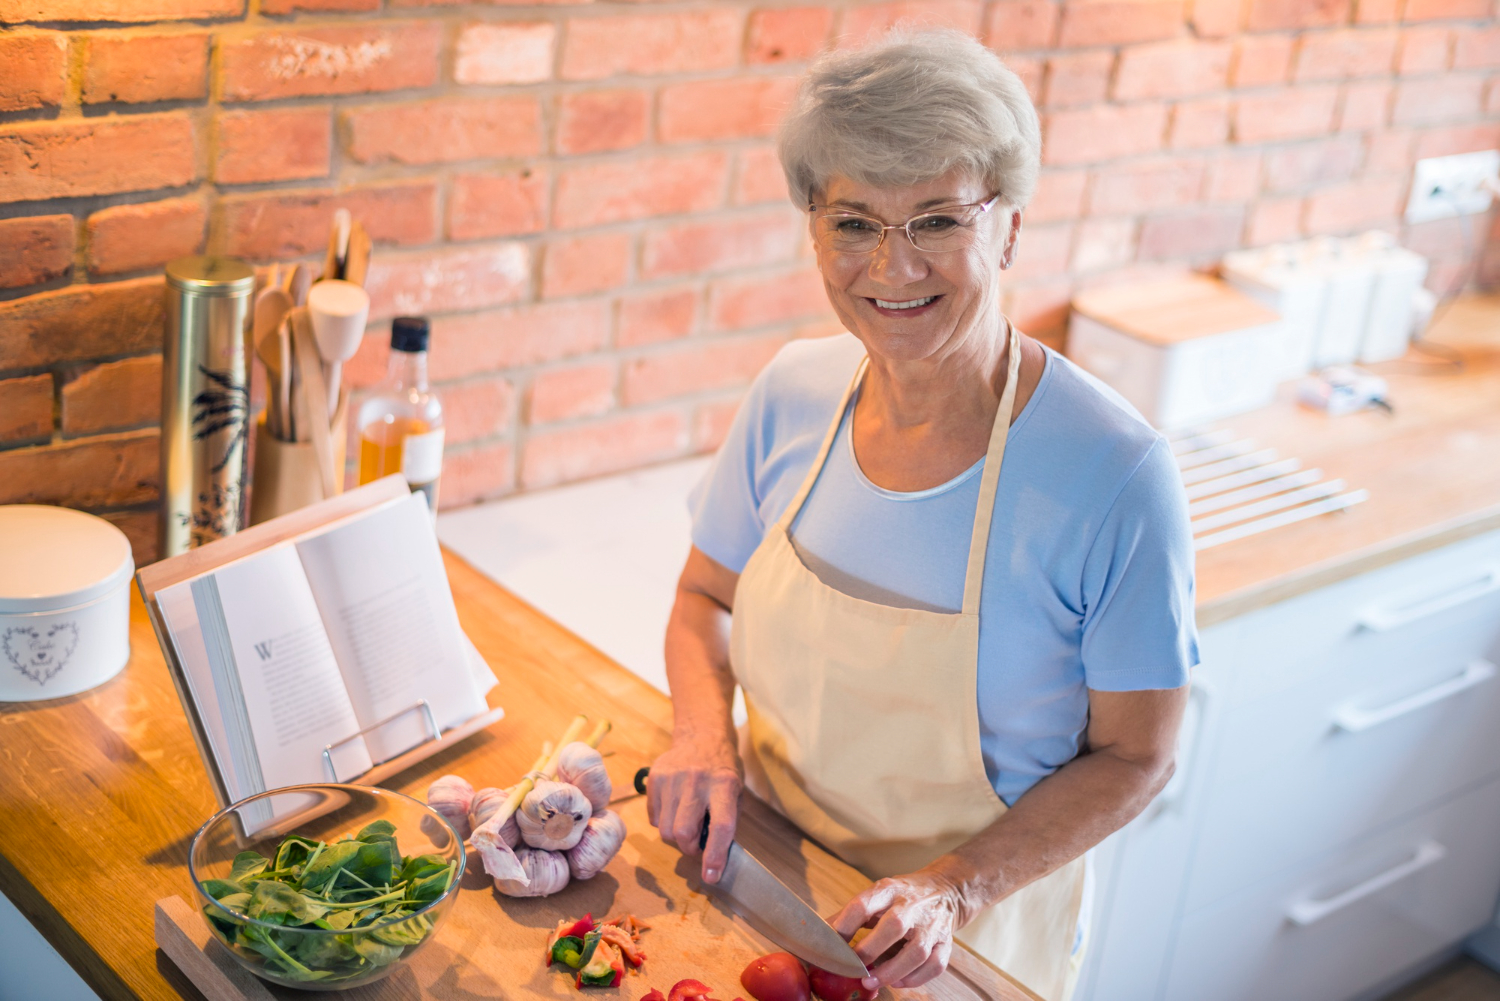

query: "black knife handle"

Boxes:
[633, 767, 709, 850]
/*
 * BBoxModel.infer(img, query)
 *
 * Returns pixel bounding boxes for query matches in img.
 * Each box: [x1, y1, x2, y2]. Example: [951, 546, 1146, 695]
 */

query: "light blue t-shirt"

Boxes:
[689, 333, 1198, 805]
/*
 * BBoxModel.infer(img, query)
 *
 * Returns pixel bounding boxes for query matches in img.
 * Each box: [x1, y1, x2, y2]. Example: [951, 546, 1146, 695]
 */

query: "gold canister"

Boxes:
[161, 256, 255, 557]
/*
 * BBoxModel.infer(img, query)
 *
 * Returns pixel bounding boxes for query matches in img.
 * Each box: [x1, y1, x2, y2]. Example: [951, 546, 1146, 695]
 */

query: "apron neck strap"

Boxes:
[961, 320, 1022, 615]
[773, 321, 1023, 612]
[774, 355, 869, 532]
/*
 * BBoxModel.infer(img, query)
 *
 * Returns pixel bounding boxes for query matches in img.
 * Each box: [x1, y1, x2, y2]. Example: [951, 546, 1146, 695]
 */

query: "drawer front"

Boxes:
[1163, 777, 1500, 1001]
[1187, 640, 1500, 907]
[1224, 528, 1500, 702]
[1224, 528, 1500, 709]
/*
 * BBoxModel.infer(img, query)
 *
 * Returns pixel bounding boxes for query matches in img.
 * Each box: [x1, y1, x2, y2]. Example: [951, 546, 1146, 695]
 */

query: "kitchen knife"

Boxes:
[634, 768, 870, 980]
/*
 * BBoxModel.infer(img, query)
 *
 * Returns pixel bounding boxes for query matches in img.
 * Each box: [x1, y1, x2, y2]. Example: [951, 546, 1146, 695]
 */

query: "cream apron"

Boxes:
[728, 324, 1087, 1001]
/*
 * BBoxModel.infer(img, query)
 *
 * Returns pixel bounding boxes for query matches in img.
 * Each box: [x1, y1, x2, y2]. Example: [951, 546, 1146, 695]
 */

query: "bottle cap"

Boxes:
[391, 316, 429, 353]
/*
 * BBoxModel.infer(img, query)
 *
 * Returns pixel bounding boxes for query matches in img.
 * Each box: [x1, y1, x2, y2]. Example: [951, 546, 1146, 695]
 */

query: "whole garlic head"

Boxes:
[425, 774, 475, 841]
[495, 847, 570, 897]
[469, 786, 519, 848]
[517, 780, 592, 851]
[556, 742, 612, 814]
[566, 809, 627, 880]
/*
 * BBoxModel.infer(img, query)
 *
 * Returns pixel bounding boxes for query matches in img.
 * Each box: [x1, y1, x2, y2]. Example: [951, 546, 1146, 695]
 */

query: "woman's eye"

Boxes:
[914, 215, 960, 232]
[834, 217, 877, 233]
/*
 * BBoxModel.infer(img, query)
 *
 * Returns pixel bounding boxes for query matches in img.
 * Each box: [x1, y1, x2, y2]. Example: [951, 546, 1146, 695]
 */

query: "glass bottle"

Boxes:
[357, 316, 444, 514]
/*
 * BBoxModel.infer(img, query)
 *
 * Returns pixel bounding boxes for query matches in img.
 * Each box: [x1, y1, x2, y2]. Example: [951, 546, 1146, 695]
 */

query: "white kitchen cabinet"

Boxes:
[1164, 776, 1500, 1001]
[1077, 527, 1500, 1001]
[1072, 621, 1241, 1000]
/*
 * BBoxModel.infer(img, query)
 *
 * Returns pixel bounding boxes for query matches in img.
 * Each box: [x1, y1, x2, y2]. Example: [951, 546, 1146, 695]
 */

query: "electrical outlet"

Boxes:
[1405, 149, 1500, 224]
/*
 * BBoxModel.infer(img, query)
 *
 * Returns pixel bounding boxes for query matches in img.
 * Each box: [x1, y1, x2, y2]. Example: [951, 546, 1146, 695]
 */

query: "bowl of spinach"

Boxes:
[188, 784, 464, 990]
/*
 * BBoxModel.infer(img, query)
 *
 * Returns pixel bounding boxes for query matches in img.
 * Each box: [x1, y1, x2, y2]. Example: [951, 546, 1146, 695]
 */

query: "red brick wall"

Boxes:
[2, 0, 1497, 564]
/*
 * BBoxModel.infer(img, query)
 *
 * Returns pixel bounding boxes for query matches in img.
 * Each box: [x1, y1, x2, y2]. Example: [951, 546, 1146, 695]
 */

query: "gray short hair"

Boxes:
[778, 31, 1042, 212]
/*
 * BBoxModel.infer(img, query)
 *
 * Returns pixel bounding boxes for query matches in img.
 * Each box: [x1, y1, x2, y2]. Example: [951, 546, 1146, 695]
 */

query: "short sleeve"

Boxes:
[1078, 437, 1199, 691]
[687, 376, 770, 574]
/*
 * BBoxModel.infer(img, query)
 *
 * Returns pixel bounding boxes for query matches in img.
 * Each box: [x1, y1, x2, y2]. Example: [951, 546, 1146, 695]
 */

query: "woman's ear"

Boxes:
[999, 209, 1022, 270]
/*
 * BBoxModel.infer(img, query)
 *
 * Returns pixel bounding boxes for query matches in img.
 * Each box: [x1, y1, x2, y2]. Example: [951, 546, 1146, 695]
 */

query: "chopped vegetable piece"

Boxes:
[669, 979, 716, 1001]
[598, 924, 645, 967]
[642, 991, 667, 1001]
[546, 914, 597, 964]
[577, 940, 625, 988]
[551, 936, 587, 969]
[564, 914, 597, 939]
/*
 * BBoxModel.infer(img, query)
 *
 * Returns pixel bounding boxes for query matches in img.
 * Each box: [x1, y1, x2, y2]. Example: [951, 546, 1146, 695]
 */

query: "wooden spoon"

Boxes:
[307, 279, 370, 419]
[344, 221, 372, 288]
[290, 263, 313, 308]
[252, 283, 293, 439]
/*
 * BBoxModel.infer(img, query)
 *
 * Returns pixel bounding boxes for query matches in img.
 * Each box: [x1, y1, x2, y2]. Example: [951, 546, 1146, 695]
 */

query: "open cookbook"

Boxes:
[138, 477, 503, 831]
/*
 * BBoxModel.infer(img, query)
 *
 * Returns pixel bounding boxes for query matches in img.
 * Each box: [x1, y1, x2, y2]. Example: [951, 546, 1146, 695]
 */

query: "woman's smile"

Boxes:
[867, 293, 943, 318]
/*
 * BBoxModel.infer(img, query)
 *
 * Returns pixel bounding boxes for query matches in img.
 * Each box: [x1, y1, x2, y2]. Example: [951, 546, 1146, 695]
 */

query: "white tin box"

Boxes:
[0, 505, 133, 701]
[1067, 275, 1285, 430]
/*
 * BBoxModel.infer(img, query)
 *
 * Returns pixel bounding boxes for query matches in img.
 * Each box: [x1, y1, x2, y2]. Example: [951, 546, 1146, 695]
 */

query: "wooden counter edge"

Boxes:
[1196, 503, 1500, 627]
[153, 897, 276, 1001]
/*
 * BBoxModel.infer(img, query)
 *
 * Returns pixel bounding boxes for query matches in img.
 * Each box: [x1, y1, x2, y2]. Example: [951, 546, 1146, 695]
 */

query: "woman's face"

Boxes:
[811, 168, 1019, 366]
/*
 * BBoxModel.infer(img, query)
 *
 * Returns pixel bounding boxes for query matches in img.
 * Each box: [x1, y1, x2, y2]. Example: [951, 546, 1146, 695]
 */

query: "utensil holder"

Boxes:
[248, 390, 348, 526]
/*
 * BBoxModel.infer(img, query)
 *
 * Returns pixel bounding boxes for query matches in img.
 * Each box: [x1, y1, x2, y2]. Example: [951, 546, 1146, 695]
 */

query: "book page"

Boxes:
[296, 492, 489, 762]
[202, 545, 373, 789]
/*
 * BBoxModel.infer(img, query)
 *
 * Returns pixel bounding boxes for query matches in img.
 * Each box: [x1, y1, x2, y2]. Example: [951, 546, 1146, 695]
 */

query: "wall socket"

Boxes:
[1404, 149, 1500, 224]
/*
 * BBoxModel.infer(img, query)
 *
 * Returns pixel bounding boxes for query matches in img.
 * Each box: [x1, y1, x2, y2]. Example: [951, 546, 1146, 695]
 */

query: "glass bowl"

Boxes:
[188, 784, 464, 991]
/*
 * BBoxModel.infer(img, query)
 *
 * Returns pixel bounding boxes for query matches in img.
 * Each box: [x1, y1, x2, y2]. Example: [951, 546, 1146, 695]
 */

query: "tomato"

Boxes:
[740, 953, 812, 1001]
[808, 967, 876, 1001]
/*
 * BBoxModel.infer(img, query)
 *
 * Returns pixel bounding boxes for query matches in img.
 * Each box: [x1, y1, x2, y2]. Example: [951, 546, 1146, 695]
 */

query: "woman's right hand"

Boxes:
[647, 732, 742, 884]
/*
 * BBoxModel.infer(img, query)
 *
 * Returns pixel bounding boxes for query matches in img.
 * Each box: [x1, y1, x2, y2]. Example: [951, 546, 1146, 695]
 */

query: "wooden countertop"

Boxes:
[0, 551, 1032, 1001]
[1195, 294, 1500, 626]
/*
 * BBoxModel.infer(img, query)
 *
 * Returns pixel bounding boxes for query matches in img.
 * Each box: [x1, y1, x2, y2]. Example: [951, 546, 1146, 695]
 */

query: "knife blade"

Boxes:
[634, 768, 869, 980]
[717, 839, 871, 979]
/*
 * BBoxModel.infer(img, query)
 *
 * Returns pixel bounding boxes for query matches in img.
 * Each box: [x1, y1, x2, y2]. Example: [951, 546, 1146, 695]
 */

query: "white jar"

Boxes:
[0, 505, 133, 701]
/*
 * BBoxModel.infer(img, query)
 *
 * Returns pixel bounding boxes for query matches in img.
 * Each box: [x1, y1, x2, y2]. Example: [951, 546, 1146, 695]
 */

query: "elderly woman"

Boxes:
[646, 31, 1195, 1001]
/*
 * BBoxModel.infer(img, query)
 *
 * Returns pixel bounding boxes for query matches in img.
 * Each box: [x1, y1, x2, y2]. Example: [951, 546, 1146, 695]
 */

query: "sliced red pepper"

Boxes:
[642, 991, 667, 1001]
[563, 913, 596, 939]
[668, 980, 715, 1001]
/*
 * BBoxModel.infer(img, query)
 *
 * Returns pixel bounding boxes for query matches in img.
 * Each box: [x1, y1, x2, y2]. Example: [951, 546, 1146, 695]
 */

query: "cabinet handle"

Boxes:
[1333, 659, 1496, 733]
[1357, 567, 1500, 632]
[1286, 841, 1446, 926]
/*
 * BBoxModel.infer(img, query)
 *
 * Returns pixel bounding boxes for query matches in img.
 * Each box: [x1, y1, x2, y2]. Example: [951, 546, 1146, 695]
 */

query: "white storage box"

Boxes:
[0, 505, 133, 701]
[1223, 232, 1431, 372]
[1354, 232, 1429, 363]
[1067, 275, 1285, 430]
[1222, 245, 1325, 380]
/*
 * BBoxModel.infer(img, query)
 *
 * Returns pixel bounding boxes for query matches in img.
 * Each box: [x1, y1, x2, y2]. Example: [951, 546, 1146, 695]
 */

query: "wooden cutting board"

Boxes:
[155, 792, 1035, 1001]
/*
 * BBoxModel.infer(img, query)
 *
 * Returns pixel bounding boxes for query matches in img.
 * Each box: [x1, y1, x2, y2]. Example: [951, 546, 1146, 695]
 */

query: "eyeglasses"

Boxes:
[809, 194, 1002, 255]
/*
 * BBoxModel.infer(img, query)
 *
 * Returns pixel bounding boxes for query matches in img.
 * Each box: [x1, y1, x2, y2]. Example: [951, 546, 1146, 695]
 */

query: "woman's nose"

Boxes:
[867, 228, 929, 286]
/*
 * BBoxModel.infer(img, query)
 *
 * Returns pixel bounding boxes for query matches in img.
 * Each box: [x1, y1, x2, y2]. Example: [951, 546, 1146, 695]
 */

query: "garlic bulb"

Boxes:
[517, 779, 592, 851]
[566, 809, 626, 880]
[473, 810, 528, 885]
[469, 786, 519, 848]
[495, 847, 570, 897]
[425, 774, 475, 841]
[556, 742, 612, 814]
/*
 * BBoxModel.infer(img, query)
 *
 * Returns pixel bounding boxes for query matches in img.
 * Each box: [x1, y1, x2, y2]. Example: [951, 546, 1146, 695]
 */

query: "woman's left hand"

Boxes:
[829, 868, 970, 990]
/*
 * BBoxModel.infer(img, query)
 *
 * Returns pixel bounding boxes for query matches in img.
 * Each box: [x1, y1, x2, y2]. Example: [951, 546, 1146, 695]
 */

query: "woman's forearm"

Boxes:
[663, 587, 738, 745]
[931, 728, 1177, 922]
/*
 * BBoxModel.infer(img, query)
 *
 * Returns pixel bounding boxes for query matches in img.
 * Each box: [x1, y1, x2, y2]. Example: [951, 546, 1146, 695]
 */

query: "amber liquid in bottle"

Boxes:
[357, 317, 443, 513]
